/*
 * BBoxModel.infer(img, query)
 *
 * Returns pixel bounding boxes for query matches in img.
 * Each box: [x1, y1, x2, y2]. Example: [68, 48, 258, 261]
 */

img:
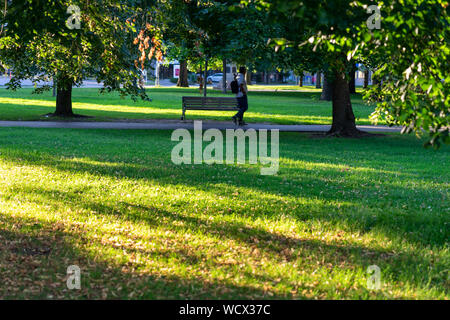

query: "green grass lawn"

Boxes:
[0, 87, 381, 125]
[0, 128, 448, 299]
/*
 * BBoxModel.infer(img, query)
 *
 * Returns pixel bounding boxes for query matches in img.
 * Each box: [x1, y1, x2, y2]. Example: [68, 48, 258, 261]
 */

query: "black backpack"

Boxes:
[230, 79, 239, 94]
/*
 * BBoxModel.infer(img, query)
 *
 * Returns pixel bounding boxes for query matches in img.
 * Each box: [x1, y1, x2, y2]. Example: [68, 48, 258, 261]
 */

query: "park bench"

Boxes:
[181, 96, 239, 120]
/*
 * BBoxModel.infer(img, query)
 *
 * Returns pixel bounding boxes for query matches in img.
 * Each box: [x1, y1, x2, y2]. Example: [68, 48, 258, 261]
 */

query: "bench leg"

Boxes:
[181, 107, 186, 121]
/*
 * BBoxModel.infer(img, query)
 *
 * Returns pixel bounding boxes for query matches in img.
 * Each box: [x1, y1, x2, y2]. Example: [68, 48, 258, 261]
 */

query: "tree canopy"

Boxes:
[0, 0, 161, 115]
[247, 0, 449, 145]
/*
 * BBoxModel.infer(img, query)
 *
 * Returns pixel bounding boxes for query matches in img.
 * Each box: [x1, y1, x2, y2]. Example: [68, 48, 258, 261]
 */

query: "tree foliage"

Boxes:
[0, 0, 162, 114]
[159, 0, 272, 73]
[247, 0, 449, 145]
[363, 0, 449, 147]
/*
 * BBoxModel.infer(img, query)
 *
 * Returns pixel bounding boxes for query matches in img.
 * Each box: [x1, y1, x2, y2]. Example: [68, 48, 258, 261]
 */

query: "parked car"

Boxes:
[207, 73, 224, 84]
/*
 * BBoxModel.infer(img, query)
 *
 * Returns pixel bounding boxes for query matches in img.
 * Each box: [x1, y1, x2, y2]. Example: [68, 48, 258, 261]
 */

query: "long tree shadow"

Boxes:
[0, 214, 299, 300]
[1, 185, 446, 299]
[0, 133, 447, 248]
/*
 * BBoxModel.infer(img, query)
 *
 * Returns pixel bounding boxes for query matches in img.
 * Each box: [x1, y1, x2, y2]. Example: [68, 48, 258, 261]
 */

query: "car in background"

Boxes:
[207, 73, 224, 84]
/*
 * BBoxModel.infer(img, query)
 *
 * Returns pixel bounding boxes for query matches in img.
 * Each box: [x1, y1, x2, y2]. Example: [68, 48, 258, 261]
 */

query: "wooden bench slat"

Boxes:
[183, 100, 236, 103]
[184, 98, 236, 100]
[185, 103, 237, 105]
[183, 99, 236, 101]
[184, 107, 239, 110]
[185, 105, 238, 107]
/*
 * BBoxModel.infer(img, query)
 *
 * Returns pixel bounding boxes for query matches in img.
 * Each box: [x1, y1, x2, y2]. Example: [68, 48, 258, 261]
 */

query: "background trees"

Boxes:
[0, 0, 447, 145]
[0, 0, 158, 116]
[248, 0, 449, 144]
[363, 0, 449, 147]
[249, 0, 377, 137]
[159, 0, 271, 94]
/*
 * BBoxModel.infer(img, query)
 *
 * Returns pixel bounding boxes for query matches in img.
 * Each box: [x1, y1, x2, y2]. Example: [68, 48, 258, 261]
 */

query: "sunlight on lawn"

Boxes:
[0, 88, 380, 125]
[0, 128, 447, 299]
[0, 96, 335, 124]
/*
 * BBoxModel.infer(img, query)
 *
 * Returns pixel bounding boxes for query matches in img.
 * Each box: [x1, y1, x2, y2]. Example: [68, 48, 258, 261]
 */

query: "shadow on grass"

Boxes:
[0, 129, 447, 248]
[1, 186, 445, 299]
[0, 214, 294, 299]
[0, 128, 448, 297]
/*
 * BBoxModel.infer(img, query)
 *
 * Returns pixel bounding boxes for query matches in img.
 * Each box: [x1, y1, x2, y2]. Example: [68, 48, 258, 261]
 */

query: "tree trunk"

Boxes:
[222, 59, 227, 93]
[298, 75, 303, 87]
[327, 71, 361, 136]
[349, 64, 357, 94]
[320, 76, 332, 101]
[363, 70, 369, 88]
[316, 73, 322, 88]
[155, 61, 160, 87]
[55, 85, 73, 117]
[139, 73, 145, 87]
[203, 58, 208, 97]
[177, 60, 189, 87]
[245, 69, 252, 85]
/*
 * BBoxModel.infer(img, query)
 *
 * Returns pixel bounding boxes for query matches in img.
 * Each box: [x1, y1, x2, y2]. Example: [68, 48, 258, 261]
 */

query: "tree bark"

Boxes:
[177, 60, 189, 87]
[245, 69, 252, 85]
[203, 58, 208, 97]
[363, 70, 369, 88]
[55, 85, 73, 117]
[327, 71, 361, 137]
[349, 63, 357, 94]
[316, 73, 322, 88]
[139, 72, 145, 87]
[298, 75, 303, 87]
[155, 61, 160, 87]
[320, 76, 332, 101]
[222, 59, 227, 93]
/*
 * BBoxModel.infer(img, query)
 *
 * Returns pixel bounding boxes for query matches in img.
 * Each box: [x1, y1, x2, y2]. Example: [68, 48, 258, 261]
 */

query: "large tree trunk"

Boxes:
[316, 73, 322, 88]
[349, 63, 357, 94]
[245, 69, 252, 85]
[54, 79, 73, 117]
[177, 60, 189, 87]
[177, 60, 189, 88]
[363, 70, 369, 88]
[320, 76, 332, 101]
[327, 71, 362, 137]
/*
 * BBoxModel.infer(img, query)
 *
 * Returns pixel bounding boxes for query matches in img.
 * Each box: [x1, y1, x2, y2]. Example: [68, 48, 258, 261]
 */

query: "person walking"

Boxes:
[232, 67, 249, 126]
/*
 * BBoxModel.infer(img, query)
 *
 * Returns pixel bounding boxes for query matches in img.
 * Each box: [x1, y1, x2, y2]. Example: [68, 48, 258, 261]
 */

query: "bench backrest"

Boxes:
[183, 96, 238, 108]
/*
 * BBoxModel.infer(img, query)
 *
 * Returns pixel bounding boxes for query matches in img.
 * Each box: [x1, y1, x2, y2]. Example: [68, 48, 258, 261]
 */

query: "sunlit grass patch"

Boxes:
[0, 128, 448, 299]
[0, 87, 381, 125]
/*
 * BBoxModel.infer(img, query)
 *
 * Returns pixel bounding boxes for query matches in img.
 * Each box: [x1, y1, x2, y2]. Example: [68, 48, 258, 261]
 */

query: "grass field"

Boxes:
[0, 128, 448, 299]
[0, 87, 381, 125]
